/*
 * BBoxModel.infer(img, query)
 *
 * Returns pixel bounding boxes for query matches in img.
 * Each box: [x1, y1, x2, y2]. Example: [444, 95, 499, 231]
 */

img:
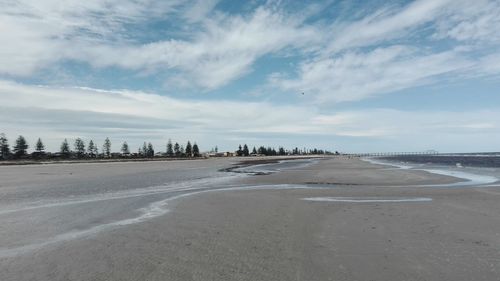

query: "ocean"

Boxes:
[366, 155, 500, 187]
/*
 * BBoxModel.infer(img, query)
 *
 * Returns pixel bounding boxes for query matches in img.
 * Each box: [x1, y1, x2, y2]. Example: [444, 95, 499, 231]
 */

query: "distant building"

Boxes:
[206, 152, 237, 157]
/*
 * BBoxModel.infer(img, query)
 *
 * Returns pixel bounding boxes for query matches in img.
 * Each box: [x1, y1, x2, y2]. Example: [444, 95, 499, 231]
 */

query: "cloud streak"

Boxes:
[1, 81, 499, 152]
[1, 0, 500, 101]
[272, 46, 475, 103]
[0, 1, 320, 89]
[270, 0, 500, 103]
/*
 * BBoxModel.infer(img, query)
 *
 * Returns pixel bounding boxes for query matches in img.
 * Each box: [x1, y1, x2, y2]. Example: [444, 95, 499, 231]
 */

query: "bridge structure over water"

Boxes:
[344, 150, 439, 157]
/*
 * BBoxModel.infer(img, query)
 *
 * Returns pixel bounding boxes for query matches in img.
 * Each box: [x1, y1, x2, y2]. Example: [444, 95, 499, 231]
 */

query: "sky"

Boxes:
[1, 0, 500, 153]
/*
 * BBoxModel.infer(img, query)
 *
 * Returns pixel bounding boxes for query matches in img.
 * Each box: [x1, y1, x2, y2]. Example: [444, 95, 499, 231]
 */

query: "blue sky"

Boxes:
[1, 0, 499, 153]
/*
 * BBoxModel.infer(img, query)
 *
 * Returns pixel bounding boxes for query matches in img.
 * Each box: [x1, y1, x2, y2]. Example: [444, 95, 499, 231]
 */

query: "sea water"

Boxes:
[364, 156, 500, 187]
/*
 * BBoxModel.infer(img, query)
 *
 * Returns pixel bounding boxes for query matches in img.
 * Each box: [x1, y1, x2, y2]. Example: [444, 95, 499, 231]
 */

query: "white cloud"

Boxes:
[2, 0, 499, 99]
[0, 80, 318, 150]
[131, 7, 319, 89]
[271, 46, 473, 103]
[476, 53, 500, 76]
[434, 0, 500, 43]
[0, 0, 183, 75]
[270, 0, 500, 103]
[184, 0, 219, 23]
[0, 1, 320, 89]
[1, 81, 499, 152]
[324, 0, 452, 54]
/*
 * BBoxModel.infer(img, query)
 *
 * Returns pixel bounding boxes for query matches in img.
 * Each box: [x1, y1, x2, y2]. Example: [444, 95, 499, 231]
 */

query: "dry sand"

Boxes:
[1, 157, 499, 280]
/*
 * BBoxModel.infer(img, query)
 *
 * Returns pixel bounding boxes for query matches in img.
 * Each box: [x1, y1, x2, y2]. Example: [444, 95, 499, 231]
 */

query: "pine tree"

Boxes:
[174, 142, 180, 157]
[185, 141, 192, 157]
[103, 137, 111, 158]
[258, 146, 266, 155]
[180, 145, 185, 157]
[243, 144, 249, 156]
[88, 140, 97, 158]
[137, 142, 144, 157]
[74, 138, 85, 158]
[121, 142, 130, 155]
[13, 135, 28, 158]
[147, 142, 154, 157]
[35, 138, 45, 153]
[192, 143, 200, 157]
[0, 133, 10, 160]
[252, 146, 257, 155]
[60, 139, 70, 157]
[166, 139, 174, 157]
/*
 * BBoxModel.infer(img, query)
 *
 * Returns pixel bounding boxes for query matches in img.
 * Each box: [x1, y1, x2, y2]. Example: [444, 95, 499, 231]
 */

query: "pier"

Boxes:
[345, 151, 439, 157]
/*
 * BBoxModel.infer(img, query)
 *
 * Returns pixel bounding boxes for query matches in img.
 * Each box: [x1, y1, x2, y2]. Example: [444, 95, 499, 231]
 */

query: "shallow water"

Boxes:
[302, 197, 432, 203]
[365, 157, 500, 187]
[0, 159, 320, 258]
[231, 158, 320, 174]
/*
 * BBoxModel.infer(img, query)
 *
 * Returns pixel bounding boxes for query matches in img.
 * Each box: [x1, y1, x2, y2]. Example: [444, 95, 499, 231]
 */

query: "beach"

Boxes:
[0, 157, 499, 280]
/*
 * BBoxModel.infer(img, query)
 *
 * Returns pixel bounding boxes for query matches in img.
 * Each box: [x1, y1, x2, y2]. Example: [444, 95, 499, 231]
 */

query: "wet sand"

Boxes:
[1, 157, 499, 280]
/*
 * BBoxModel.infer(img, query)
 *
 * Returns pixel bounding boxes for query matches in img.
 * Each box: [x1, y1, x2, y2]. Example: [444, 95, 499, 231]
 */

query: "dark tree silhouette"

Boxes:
[243, 144, 249, 156]
[166, 139, 174, 157]
[193, 143, 200, 157]
[13, 135, 28, 158]
[252, 146, 257, 155]
[147, 142, 154, 157]
[185, 141, 192, 157]
[74, 138, 85, 158]
[121, 142, 130, 155]
[142, 142, 147, 157]
[60, 139, 70, 157]
[35, 138, 45, 153]
[258, 146, 266, 155]
[88, 140, 98, 158]
[103, 138, 111, 158]
[174, 142, 180, 157]
[0, 133, 10, 160]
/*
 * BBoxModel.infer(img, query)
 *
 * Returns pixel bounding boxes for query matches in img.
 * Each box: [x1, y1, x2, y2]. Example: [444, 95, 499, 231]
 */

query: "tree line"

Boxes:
[0, 133, 335, 161]
[0, 134, 200, 160]
[235, 144, 334, 156]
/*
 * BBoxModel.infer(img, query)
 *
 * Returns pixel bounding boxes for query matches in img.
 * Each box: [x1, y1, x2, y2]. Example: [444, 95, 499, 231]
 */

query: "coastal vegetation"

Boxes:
[0, 133, 333, 163]
[234, 144, 332, 156]
[0, 133, 203, 161]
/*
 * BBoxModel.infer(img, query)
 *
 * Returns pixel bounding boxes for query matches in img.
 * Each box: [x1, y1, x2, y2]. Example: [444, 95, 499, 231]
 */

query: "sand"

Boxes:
[0, 157, 499, 280]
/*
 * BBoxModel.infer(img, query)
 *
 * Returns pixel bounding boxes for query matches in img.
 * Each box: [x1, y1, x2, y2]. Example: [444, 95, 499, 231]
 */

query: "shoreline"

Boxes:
[364, 156, 499, 187]
[218, 156, 324, 174]
[234, 156, 464, 187]
[0, 155, 329, 167]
